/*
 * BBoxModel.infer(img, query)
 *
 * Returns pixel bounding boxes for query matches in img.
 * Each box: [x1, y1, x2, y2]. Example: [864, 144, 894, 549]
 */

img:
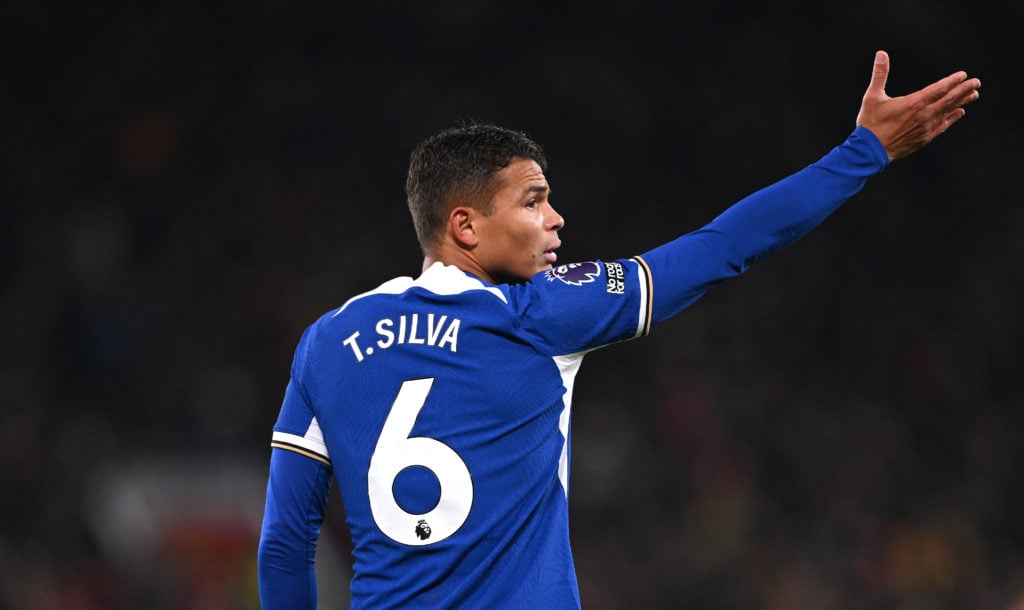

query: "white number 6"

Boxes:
[368, 378, 473, 546]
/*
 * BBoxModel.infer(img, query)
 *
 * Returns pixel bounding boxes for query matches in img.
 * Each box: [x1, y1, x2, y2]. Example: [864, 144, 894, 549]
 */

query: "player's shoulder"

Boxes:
[316, 263, 509, 328]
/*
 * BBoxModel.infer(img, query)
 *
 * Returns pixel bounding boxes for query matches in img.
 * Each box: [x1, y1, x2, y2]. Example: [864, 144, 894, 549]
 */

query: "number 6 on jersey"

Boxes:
[367, 378, 474, 546]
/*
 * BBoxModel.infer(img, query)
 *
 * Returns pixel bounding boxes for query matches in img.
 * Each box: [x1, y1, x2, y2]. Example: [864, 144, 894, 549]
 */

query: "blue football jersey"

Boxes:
[271, 259, 652, 608]
[260, 126, 890, 609]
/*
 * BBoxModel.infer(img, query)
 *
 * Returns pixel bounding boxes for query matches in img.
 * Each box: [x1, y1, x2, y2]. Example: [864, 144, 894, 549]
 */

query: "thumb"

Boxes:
[866, 50, 890, 97]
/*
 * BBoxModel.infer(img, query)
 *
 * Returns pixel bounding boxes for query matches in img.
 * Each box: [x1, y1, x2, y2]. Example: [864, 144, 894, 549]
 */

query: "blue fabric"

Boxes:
[258, 448, 332, 609]
[641, 126, 888, 323]
[257, 126, 889, 609]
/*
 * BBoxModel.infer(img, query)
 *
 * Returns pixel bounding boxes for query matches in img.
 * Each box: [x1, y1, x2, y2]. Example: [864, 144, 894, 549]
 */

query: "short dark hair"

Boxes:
[406, 123, 548, 255]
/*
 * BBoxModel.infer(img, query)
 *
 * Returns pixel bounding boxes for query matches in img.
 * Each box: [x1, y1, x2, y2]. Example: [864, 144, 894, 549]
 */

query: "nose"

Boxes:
[546, 203, 565, 231]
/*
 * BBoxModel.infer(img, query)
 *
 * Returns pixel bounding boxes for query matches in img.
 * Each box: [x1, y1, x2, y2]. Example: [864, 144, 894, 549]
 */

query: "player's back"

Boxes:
[296, 265, 581, 608]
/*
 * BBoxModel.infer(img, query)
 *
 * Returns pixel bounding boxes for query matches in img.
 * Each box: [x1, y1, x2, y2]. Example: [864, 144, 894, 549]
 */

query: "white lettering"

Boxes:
[376, 319, 394, 349]
[407, 313, 425, 345]
[343, 331, 364, 362]
[359, 312, 462, 360]
[426, 313, 448, 346]
[438, 318, 460, 353]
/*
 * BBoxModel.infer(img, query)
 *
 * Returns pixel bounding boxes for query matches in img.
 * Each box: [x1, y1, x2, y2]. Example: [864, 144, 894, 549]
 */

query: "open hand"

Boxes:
[855, 50, 981, 161]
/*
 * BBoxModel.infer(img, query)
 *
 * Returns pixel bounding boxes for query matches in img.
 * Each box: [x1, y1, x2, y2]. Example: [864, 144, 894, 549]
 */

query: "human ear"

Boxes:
[450, 207, 478, 247]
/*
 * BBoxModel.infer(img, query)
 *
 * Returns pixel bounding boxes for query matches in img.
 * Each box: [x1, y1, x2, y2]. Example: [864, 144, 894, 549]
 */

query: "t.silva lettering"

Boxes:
[343, 313, 462, 362]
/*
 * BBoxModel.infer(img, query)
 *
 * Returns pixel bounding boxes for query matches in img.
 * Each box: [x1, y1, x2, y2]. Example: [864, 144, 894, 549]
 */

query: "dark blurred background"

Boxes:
[2, 0, 1022, 608]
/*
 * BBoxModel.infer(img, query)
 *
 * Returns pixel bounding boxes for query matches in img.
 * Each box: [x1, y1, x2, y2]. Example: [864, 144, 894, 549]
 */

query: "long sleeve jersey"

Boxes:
[257, 127, 888, 609]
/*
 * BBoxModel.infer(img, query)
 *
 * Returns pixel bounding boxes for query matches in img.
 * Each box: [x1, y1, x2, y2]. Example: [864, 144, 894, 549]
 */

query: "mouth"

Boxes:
[543, 241, 561, 265]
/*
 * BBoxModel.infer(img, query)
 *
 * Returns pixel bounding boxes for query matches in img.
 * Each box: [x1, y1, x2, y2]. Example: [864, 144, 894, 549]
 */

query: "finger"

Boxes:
[865, 50, 890, 96]
[953, 77, 982, 104]
[920, 70, 971, 104]
[928, 77, 981, 119]
[938, 107, 968, 135]
[948, 80, 982, 111]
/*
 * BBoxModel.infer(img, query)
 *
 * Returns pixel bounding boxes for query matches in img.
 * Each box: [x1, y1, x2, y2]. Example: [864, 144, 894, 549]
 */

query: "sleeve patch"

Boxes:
[604, 262, 625, 294]
[544, 262, 602, 286]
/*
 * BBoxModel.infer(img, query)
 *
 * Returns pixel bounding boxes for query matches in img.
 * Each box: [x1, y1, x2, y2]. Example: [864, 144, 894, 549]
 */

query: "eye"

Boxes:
[525, 199, 538, 209]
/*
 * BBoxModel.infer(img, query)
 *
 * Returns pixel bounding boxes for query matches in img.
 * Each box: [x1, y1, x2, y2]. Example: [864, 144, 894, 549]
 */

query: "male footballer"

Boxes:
[257, 51, 980, 608]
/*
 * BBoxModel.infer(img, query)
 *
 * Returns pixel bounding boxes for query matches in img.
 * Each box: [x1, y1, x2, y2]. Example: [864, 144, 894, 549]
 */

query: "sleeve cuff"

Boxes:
[852, 125, 890, 170]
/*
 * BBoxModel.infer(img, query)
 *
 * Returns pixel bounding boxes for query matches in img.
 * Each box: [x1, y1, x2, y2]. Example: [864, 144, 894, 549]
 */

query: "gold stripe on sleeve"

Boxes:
[271, 441, 332, 466]
[631, 255, 654, 337]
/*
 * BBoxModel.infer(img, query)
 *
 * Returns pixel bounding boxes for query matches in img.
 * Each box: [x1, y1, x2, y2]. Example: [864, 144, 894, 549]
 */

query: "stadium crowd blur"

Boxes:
[3, 1, 1022, 608]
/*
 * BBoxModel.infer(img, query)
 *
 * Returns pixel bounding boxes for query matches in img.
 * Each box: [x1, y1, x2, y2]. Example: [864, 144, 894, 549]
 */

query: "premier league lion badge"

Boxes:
[415, 519, 431, 540]
[544, 262, 602, 286]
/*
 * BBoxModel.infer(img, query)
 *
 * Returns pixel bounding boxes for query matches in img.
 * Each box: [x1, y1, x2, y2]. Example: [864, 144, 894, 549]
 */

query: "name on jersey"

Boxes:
[343, 313, 461, 362]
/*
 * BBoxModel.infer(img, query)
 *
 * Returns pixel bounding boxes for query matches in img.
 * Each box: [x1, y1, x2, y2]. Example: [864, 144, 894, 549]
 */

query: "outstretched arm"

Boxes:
[856, 50, 981, 161]
[640, 51, 980, 323]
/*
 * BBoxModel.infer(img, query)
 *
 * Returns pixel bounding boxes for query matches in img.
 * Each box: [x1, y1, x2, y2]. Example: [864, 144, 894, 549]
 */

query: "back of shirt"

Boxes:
[262, 127, 890, 609]
[271, 260, 650, 608]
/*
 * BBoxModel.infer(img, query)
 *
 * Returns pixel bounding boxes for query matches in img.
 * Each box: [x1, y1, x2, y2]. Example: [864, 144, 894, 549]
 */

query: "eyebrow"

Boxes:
[522, 184, 550, 196]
